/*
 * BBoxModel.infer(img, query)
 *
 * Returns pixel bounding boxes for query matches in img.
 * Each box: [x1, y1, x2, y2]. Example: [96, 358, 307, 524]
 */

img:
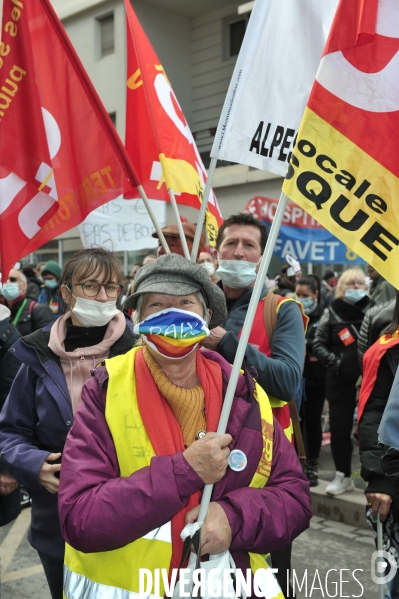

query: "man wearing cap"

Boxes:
[152, 221, 205, 258]
[0, 268, 54, 336]
[59, 254, 311, 599]
[38, 260, 62, 318]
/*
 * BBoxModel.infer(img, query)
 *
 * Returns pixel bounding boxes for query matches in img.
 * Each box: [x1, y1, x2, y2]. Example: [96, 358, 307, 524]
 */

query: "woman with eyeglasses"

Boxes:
[313, 268, 373, 496]
[0, 248, 135, 599]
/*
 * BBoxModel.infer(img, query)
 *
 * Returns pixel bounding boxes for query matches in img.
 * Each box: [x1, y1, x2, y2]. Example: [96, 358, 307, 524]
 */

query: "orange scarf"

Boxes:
[135, 348, 223, 570]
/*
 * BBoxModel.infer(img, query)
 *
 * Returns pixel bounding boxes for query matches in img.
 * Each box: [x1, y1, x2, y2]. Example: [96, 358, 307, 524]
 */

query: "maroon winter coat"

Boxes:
[59, 349, 311, 581]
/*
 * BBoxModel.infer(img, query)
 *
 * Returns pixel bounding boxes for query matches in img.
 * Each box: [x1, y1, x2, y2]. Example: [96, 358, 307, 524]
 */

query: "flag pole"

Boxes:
[190, 156, 218, 262]
[377, 511, 385, 599]
[137, 185, 170, 254]
[194, 191, 289, 526]
[168, 188, 191, 260]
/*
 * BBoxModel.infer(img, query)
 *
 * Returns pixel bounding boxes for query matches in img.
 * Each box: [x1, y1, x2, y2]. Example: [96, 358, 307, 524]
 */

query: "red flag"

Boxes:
[0, 0, 140, 275]
[124, 0, 223, 246]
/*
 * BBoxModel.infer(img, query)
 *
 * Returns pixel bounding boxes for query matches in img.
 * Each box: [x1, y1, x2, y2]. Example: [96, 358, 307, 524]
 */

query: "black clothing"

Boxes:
[303, 305, 326, 386]
[302, 384, 325, 461]
[64, 320, 108, 352]
[313, 296, 373, 400]
[26, 280, 41, 301]
[313, 295, 372, 477]
[357, 299, 395, 364]
[38, 551, 63, 599]
[329, 393, 356, 477]
[301, 305, 326, 463]
[359, 350, 398, 497]
[3, 296, 54, 337]
[0, 316, 22, 526]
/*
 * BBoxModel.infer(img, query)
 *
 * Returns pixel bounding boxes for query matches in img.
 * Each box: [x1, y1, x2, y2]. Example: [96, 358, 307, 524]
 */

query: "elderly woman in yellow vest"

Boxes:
[59, 253, 311, 599]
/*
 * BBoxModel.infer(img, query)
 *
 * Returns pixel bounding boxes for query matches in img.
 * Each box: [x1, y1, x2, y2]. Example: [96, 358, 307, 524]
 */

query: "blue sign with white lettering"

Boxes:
[245, 196, 365, 264]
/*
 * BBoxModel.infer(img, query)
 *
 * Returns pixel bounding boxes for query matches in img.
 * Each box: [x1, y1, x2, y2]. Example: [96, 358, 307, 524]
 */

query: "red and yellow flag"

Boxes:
[0, 0, 140, 275]
[124, 0, 223, 246]
[283, 0, 399, 287]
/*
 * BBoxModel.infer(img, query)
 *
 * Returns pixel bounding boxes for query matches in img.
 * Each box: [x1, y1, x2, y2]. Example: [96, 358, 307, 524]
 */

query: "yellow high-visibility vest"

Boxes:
[64, 347, 283, 599]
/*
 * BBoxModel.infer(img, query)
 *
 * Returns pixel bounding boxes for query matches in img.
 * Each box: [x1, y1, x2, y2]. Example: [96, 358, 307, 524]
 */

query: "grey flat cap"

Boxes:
[124, 254, 227, 329]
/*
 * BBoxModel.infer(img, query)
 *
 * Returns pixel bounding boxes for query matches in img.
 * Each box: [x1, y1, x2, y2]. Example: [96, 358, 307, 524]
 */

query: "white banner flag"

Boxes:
[211, 0, 339, 176]
[78, 197, 166, 252]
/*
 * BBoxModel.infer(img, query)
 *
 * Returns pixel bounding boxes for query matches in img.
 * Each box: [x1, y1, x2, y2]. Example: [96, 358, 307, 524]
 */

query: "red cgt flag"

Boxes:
[0, 0, 140, 275]
[124, 0, 223, 246]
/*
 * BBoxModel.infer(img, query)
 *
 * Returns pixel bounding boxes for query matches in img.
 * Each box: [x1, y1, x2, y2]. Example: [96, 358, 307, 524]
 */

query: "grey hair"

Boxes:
[132, 291, 211, 326]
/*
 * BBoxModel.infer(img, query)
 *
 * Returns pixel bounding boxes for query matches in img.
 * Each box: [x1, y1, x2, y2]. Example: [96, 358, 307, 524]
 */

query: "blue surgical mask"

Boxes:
[217, 260, 258, 289]
[1, 283, 20, 301]
[345, 288, 367, 303]
[44, 279, 58, 290]
[297, 296, 318, 314]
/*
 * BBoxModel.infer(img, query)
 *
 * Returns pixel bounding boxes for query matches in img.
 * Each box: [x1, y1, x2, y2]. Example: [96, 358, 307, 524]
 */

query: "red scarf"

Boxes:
[358, 328, 399, 425]
[135, 348, 223, 570]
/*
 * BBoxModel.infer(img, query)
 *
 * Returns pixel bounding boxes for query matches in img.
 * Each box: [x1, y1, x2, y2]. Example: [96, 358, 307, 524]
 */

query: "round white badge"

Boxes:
[228, 449, 247, 472]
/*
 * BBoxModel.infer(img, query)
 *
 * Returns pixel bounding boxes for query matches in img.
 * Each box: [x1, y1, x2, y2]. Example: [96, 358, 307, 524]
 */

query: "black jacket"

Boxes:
[313, 296, 373, 397]
[5, 296, 54, 336]
[0, 316, 22, 526]
[357, 299, 395, 364]
[303, 304, 326, 387]
[359, 348, 398, 496]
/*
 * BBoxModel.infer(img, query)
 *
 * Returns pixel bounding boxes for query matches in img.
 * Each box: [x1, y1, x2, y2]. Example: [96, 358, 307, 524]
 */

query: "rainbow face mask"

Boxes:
[134, 308, 210, 359]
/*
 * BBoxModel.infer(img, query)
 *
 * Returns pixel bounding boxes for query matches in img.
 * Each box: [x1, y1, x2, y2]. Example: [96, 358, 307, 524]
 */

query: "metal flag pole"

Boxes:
[168, 188, 191, 260]
[193, 190, 290, 528]
[190, 156, 218, 263]
[137, 185, 170, 254]
[377, 511, 385, 599]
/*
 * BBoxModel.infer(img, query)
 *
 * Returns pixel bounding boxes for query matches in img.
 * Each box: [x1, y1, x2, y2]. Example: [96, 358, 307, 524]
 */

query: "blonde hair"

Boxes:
[335, 268, 366, 299]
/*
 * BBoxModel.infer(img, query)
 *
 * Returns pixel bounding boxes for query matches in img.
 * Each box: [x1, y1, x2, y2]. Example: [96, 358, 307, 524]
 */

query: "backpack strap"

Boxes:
[262, 292, 280, 344]
[263, 292, 306, 462]
[28, 300, 38, 315]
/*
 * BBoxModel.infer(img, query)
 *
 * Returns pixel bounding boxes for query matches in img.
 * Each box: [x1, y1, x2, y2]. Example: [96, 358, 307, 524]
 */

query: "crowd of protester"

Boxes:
[1, 214, 399, 599]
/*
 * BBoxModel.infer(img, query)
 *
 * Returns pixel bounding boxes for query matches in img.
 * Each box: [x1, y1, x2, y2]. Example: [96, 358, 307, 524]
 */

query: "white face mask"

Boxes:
[199, 261, 215, 277]
[217, 260, 259, 289]
[70, 295, 119, 327]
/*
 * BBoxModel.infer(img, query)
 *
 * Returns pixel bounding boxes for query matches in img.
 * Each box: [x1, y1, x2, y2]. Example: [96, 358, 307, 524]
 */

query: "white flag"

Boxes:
[211, 0, 339, 176]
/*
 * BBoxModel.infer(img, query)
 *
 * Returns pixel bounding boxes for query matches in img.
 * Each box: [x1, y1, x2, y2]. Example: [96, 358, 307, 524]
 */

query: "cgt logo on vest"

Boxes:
[286, 139, 399, 262]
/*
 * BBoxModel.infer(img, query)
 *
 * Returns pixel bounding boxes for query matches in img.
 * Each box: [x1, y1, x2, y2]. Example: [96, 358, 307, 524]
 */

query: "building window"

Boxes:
[97, 13, 114, 58]
[223, 14, 250, 60]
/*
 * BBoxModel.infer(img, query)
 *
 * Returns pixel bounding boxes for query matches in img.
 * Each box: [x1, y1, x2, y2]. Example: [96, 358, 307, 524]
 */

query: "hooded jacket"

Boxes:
[0, 317, 134, 559]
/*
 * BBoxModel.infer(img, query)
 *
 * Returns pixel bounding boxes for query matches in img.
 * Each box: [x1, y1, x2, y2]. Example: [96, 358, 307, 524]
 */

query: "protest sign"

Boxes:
[211, 0, 338, 176]
[245, 196, 364, 264]
[283, 0, 399, 285]
[78, 197, 166, 252]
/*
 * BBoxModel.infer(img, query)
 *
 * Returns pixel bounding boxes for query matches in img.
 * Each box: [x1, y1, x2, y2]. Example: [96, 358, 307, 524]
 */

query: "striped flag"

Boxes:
[283, 0, 399, 287]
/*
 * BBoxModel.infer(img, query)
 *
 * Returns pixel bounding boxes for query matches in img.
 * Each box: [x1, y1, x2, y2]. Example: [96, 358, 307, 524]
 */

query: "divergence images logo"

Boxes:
[371, 550, 397, 586]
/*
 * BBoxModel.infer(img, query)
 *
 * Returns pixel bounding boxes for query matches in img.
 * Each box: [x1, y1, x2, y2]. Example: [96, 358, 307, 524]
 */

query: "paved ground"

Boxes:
[291, 516, 379, 598]
[0, 507, 381, 599]
[0, 508, 50, 599]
